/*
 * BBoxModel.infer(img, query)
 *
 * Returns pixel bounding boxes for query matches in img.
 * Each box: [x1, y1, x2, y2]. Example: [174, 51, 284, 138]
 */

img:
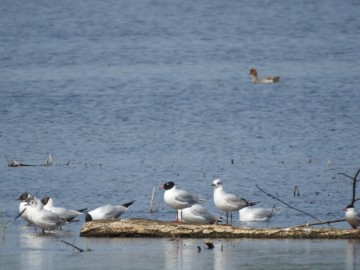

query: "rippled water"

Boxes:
[1, 0, 360, 269]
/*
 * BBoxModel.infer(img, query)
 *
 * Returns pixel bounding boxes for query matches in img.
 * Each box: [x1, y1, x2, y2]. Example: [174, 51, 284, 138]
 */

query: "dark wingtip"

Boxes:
[249, 201, 259, 206]
[273, 77, 280, 83]
[122, 200, 135, 208]
[77, 208, 88, 213]
[85, 213, 92, 222]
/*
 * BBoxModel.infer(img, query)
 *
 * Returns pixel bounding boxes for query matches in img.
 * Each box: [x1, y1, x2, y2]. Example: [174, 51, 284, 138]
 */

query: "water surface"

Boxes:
[1, 0, 360, 269]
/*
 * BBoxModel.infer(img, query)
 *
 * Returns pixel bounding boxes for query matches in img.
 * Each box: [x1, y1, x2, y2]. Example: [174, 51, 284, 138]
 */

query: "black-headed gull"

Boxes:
[239, 206, 280, 222]
[41, 196, 87, 222]
[85, 200, 135, 222]
[344, 204, 360, 229]
[160, 181, 202, 222]
[212, 178, 257, 225]
[177, 204, 222, 224]
[25, 197, 68, 234]
[17, 192, 34, 225]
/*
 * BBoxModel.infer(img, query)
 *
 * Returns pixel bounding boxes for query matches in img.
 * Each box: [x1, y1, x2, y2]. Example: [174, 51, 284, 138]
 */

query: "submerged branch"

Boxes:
[61, 240, 91, 252]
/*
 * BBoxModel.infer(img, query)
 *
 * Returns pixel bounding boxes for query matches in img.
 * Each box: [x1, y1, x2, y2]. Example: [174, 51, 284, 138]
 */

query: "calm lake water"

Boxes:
[1, 0, 360, 269]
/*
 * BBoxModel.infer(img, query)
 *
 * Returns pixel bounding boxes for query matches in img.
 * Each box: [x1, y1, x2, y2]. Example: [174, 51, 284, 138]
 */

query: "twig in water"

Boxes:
[293, 186, 300, 197]
[256, 183, 331, 227]
[1, 212, 11, 241]
[149, 186, 155, 213]
[265, 204, 278, 228]
[339, 167, 360, 205]
[61, 239, 92, 252]
[155, 201, 160, 212]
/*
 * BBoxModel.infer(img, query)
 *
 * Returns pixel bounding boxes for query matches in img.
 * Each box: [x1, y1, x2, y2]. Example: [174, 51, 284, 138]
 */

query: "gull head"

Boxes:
[212, 179, 222, 188]
[160, 181, 175, 190]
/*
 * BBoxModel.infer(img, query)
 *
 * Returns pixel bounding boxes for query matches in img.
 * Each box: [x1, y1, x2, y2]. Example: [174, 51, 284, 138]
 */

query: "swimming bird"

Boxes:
[161, 181, 202, 222]
[239, 206, 280, 222]
[177, 204, 223, 224]
[212, 179, 257, 225]
[344, 204, 360, 229]
[41, 196, 87, 222]
[249, 68, 280, 84]
[25, 197, 68, 234]
[85, 201, 135, 222]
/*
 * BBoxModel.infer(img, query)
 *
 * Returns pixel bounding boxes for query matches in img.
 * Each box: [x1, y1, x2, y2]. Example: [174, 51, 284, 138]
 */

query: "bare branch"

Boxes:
[295, 219, 346, 227]
[256, 184, 330, 226]
[338, 173, 354, 180]
[352, 168, 360, 204]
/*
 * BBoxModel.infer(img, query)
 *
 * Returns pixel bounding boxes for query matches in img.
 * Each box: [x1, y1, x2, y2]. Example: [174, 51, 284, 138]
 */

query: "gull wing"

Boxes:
[175, 189, 199, 204]
[224, 193, 248, 207]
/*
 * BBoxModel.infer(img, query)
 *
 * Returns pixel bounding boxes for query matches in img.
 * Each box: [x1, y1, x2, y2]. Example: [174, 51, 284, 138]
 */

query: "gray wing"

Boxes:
[224, 193, 249, 207]
[175, 189, 199, 204]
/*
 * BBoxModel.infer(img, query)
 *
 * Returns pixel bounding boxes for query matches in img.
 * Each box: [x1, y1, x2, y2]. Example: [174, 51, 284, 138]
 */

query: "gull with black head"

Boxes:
[161, 181, 202, 222]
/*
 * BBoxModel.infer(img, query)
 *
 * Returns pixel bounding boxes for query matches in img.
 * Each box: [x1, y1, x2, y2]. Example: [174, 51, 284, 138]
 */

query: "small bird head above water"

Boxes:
[249, 68, 257, 76]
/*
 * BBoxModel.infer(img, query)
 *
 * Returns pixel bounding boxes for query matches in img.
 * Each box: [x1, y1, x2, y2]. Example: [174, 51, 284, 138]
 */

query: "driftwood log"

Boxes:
[80, 218, 360, 239]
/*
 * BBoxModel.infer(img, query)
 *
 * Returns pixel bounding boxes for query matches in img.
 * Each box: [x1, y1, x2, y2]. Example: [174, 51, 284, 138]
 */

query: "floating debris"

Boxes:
[8, 153, 53, 167]
[204, 241, 214, 249]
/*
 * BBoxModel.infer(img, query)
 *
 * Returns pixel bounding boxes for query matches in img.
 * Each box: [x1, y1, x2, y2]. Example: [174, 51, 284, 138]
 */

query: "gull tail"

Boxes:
[122, 200, 135, 208]
[248, 201, 260, 207]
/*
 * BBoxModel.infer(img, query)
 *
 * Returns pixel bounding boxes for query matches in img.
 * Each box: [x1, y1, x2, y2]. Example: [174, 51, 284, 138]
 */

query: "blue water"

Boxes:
[1, 0, 360, 269]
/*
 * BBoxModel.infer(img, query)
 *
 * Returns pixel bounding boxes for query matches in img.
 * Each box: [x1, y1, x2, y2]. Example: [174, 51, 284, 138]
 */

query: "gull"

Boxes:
[41, 196, 87, 222]
[85, 201, 135, 222]
[25, 197, 68, 234]
[212, 179, 257, 225]
[17, 192, 34, 225]
[161, 181, 202, 222]
[239, 206, 280, 222]
[344, 204, 360, 229]
[177, 204, 222, 224]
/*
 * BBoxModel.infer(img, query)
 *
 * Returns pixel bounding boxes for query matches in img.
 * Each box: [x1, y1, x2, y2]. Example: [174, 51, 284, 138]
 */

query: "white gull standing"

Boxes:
[212, 179, 257, 225]
[161, 181, 201, 222]
[24, 197, 68, 235]
[85, 200, 135, 222]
